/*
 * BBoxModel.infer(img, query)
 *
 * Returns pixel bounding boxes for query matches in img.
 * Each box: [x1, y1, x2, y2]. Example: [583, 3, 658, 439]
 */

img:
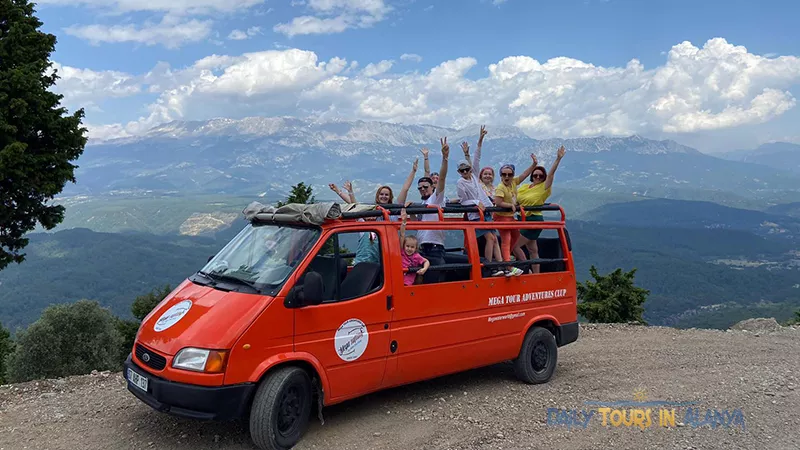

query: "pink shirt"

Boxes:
[402, 252, 427, 285]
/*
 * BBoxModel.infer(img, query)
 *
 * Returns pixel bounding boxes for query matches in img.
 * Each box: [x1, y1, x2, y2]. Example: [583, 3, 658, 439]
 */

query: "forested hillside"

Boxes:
[2, 218, 798, 332]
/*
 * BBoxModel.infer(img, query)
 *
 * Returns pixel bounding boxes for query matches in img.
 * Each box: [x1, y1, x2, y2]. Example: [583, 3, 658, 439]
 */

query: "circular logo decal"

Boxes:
[334, 318, 369, 362]
[154, 300, 192, 332]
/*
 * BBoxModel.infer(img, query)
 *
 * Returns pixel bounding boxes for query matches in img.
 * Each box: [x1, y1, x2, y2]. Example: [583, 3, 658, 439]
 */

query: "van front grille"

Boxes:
[135, 344, 167, 371]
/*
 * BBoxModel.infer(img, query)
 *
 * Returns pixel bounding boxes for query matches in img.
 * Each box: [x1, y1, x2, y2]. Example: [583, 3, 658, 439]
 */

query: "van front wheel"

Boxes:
[249, 366, 313, 450]
[513, 326, 557, 384]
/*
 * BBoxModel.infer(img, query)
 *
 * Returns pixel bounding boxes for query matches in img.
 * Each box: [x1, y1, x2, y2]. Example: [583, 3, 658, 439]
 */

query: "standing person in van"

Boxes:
[455, 126, 503, 276]
[328, 158, 421, 221]
[478, 166, 496, 204]
[514, 145, 567, 273]
[420, 147, 455, 204]
[415, 137, 450, 283]
[493, 155, 537, 276]
[398, 207, 430, 285]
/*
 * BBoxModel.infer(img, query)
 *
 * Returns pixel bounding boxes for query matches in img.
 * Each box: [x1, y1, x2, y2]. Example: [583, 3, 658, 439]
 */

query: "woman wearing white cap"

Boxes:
[455, 126, 504, 276]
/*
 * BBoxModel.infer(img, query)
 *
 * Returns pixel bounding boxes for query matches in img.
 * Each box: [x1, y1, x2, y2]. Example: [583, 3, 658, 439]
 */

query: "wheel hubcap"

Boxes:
[531, 341, 549, 372]
[277, 385, 302, 435]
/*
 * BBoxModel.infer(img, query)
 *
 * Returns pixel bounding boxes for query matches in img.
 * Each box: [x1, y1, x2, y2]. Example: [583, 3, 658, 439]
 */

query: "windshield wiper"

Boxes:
[203, 270, 261, 293]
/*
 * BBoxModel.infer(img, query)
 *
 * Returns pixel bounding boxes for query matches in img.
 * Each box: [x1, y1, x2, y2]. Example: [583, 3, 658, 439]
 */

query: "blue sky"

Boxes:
[32, 0, 800, 151]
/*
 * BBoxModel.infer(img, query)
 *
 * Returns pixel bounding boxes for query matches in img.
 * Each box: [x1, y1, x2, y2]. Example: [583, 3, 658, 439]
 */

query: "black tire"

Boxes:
[249, 366, 313, 450]
[513, 326, 558, 384]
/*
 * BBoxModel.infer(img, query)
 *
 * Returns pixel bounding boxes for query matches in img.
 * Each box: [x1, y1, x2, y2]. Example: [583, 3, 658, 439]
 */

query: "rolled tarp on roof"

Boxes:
[241, 201, 378, 225]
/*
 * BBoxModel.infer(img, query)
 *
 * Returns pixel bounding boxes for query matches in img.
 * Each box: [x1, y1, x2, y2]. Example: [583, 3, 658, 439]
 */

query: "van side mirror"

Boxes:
[302, 271, 324, 306]
[207, 255, 214, 263]
[284, 271, 325, 308]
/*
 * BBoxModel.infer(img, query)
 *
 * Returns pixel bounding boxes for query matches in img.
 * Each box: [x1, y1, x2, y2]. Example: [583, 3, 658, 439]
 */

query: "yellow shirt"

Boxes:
[517, 182, 551, 216]
[494, 181, 518, 217]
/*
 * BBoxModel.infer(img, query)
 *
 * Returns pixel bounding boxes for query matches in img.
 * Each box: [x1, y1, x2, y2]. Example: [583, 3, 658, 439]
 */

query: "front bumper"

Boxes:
[123, 353, 256, 421]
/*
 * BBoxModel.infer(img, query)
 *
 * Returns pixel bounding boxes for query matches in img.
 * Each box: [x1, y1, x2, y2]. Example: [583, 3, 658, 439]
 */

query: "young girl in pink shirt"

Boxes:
[399, 208, 430, 286]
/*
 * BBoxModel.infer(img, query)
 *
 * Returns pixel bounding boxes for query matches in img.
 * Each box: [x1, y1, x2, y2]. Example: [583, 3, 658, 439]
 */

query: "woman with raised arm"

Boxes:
[493, 154, 537, 276]
[514, 145, 566, 273]
[329, 158, 419, 221]
[455, 126, 503, 276]
[329, 181, 355, 203]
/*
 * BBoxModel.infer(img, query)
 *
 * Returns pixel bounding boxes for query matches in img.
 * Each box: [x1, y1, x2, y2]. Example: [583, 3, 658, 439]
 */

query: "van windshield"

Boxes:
[198, 223, 320, 292]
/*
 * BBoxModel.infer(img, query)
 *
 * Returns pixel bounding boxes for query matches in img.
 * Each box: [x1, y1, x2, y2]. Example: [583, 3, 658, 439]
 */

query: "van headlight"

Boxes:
[172, 348, 228, 373]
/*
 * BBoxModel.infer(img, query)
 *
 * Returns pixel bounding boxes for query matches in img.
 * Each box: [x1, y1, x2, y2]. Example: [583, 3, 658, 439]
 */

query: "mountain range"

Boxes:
[68, 117, 800, 207]
[720, 142, 800, 174]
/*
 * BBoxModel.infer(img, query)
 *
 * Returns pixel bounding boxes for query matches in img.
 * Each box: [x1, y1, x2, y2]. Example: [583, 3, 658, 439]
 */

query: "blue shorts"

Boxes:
[470, 212, 498, 238]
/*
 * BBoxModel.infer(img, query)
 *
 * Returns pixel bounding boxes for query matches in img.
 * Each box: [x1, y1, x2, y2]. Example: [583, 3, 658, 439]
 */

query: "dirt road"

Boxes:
[2, 324, 799, 450]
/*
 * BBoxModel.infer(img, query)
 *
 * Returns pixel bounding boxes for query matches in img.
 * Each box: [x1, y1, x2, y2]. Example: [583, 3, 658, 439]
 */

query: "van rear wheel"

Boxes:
[249, 366, 312, 450]
[513, 326, 557, 384]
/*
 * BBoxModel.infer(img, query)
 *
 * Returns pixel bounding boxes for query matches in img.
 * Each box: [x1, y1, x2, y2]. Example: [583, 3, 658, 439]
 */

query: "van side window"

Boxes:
[399, 229, 471, 285]
[301, 230, 384, 302]
[474, 225, 568, 277]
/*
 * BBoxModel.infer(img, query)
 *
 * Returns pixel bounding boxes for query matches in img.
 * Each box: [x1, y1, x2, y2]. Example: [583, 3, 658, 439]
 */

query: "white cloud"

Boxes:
[228, 26, 262, 40]
[400, 53, 422, 62]
[274, 0, 392, 37]
[49, 62, 142, 113]
[81, 38, 800, 141]
[361, 60, 393, 77]
[64, 15, 212, 49]
[36, 0, 264, 15]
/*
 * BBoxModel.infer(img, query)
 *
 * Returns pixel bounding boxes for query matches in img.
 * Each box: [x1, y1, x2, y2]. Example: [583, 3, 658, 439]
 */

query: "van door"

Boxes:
[293, 225, 393, 402]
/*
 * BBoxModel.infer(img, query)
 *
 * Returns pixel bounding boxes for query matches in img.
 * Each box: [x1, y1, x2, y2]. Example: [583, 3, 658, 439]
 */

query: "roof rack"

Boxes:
[339, 202, 566, 223]
[243, 200, 566, 226]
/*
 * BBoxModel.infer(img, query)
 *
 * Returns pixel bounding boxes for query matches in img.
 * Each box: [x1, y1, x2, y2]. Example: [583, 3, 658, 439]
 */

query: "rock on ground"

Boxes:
[729, 317, 783, 333]
[1, 324, 799, 450]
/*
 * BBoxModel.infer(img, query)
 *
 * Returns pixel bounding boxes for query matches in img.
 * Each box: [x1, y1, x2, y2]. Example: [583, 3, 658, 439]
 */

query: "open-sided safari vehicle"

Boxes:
[123, 201, 579, 450]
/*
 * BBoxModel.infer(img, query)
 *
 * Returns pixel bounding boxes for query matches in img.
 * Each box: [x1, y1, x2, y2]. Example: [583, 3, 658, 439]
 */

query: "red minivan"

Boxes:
[124, 201, 579, 450]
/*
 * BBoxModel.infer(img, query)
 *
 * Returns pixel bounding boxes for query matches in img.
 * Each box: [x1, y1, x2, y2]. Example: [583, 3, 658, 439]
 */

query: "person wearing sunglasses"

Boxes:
[455, 126, 504, 276]
[493, 154, 537, 276]
[514, 145, 566, 273]
[414, 137, 450, 283]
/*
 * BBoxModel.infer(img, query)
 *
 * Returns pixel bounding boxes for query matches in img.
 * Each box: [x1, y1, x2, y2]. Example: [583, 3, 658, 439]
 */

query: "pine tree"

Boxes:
[276, 182, 315, 207]
[577, 265, 650, 324]
[0, 0, 88, 271]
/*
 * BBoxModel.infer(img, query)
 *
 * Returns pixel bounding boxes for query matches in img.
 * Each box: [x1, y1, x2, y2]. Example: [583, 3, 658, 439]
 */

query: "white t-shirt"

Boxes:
[457, 173, 493, 221]
[415, 190, 447, 246]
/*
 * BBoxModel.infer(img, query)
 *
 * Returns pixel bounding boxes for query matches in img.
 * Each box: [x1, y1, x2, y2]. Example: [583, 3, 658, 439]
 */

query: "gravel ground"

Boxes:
[2, 323, 800, 450]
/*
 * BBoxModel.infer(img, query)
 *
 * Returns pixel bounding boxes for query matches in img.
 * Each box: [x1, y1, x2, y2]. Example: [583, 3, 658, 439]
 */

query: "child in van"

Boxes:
[399, 208, 430, 286]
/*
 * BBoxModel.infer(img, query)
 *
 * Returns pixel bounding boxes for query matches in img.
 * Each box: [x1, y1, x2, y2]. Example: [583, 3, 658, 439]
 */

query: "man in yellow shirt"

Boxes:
[515, 146, 566, 273]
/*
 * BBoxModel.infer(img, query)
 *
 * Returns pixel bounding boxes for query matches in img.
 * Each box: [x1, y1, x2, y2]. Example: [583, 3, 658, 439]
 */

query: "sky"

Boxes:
[31, 0, 800, 152]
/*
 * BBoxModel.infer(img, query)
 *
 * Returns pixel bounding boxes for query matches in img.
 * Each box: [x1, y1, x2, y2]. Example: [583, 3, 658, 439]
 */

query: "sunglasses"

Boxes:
[418, 185, 431, 190]
[500, 172, 514, 177]
[458, 167, 472, 173]
[532, 173, 545, 180]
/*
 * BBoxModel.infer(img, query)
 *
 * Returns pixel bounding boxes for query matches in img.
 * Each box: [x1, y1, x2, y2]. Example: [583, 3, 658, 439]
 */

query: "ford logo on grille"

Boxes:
[142, 353, 151, 362]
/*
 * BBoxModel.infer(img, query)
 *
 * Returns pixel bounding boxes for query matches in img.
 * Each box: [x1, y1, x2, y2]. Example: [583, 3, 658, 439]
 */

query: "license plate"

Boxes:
[127, 368, 148, 392]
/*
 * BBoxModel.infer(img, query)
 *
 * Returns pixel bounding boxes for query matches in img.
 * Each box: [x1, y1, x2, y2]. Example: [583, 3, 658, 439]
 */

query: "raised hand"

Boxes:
[420, 147, 429, 158]
[478, 125, 487, 145]
[400, 208, 408, 222]
[557, 145, 566, 159]
[531, 153, 538, 166]
[328, 183, 339, 192]
[461, 141, 469, 156]
[412, 158, 419, 171]
[440, 137, 449, 157]
[343, 180, 353, 192]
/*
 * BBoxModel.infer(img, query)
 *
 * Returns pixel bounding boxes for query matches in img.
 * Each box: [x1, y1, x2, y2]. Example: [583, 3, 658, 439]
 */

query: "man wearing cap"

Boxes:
[415, 137, 450, 283]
